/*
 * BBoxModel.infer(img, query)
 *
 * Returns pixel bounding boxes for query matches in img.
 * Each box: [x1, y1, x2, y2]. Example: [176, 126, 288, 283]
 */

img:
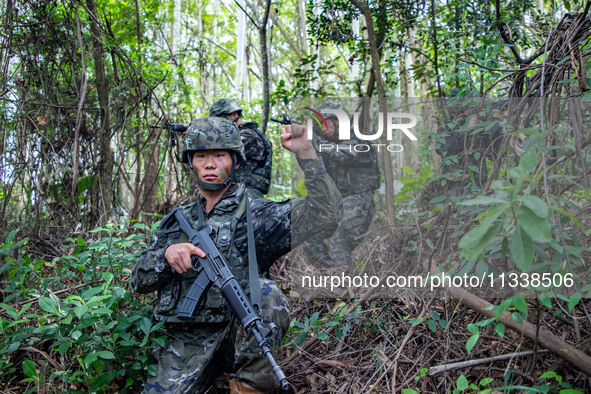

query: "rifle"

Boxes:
[150, 118, 190, 162]
[149, 121, 189, 132]
[162, 208, 290, 391]
[270, 114, 299, 125]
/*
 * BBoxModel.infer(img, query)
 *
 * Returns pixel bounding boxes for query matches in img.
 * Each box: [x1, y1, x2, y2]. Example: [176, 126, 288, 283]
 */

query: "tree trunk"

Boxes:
[236, 11, 248, 100]
[350, 0, 396, 225]
[259, 0, 272, 134]
[86, 0, 114, 226]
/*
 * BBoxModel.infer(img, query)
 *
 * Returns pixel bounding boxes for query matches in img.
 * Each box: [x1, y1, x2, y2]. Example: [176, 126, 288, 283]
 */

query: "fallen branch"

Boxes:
[448, 286, 591, 377]
[427, 349, 549, 376]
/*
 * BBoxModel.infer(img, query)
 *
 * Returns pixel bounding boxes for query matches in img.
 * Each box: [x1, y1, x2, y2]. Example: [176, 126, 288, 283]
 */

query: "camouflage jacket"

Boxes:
[234, 121, 273, 196]
[130, 158, 341, 323]
[313, 134, 380, 197]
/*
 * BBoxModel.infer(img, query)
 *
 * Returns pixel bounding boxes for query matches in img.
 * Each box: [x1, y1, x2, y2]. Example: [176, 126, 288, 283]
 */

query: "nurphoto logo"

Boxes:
[304, 107, 418, 153]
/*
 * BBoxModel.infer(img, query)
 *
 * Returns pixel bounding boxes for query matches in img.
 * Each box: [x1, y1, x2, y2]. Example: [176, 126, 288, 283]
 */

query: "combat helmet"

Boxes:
[182, 117, 246, 191]
[209, 98, 243, 118]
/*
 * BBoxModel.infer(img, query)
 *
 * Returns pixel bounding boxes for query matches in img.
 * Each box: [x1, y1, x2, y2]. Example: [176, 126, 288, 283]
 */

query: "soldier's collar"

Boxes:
[197, 183, 245, 212]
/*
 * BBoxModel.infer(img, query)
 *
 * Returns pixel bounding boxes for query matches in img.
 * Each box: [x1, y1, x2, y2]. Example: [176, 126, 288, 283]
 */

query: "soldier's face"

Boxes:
[224, 111, 243, 125]
[322, 119, 338, 139]
[191, 150, 238, 183]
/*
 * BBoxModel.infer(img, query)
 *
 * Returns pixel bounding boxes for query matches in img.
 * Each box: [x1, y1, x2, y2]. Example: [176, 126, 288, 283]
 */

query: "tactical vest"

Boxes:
[235, 122, 273, 195]
[317, 139, 381, 197]
[153, 185, 256, 323]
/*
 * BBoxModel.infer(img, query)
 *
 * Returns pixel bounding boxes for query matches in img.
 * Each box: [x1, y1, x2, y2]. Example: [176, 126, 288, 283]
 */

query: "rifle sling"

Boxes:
[246, 197, 261, 310]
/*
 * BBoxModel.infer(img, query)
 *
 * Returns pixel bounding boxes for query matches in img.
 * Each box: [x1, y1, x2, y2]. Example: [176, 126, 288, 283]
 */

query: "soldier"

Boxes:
[302, 107, 380, 268]
[131, 117, 341, 393]
[210, 98, 273, 198]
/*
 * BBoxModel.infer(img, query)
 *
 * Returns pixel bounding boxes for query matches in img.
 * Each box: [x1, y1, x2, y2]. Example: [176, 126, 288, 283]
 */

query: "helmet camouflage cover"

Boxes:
[209, 98, 243, 117]
[181, 117, 247, 163]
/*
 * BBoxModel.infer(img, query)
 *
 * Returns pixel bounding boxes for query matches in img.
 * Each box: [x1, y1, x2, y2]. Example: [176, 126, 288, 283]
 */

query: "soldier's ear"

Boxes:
[235, 162, 240, 169]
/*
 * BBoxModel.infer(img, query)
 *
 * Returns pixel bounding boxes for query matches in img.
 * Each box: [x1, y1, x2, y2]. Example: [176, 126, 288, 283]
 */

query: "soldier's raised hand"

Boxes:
[280, 124, 317, 159]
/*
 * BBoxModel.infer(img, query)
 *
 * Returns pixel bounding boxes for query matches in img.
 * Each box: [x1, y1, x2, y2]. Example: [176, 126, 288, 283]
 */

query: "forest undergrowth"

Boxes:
[1, 207, 590, 393]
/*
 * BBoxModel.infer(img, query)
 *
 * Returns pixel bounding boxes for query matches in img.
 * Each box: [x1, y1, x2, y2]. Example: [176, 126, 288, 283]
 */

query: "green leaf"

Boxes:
[7, 341, 21, 354]
[0, 303, 19, 319]
[90, 372, 116, 392]
[567, 293, 581, 313]
[139, 317, 152, 336]
[510, 226, 533, 269]
[459, 210, 504, 249]
[517, 206, 552, 243]
[23, 360, 37, 379]
[467, 324, 479, 335]
[102, 271, 114, 283]
[38, 297, 58, 314]
[495, 323, 505, 338]
[457, 374, 469, 391]
[85, 352, 98, 368]
[459, 195, 507, 206]
[74, 305, 88, 319]
[540, 371, 558, 380]
[403, 389, 420, 394]
[427, 319, 437, 332]
[480, 377, 494, 386]
[512, 296, 528, 315]
[466, 334, 479, 355]
[97, 351, 116, 360]
[517, 196, 548, 219]
[315, 331, 328, 340]
[495, 299, 512, 320]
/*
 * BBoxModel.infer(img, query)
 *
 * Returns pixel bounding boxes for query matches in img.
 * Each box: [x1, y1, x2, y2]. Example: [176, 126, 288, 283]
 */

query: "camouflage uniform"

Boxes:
[131, 118, 341, 392]
[235, 121, 273, 198]
[303, 132, 379, 268]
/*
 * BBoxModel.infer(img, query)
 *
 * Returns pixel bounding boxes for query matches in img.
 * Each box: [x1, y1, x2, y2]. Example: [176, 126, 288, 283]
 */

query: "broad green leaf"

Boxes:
[97, 351, 116, 360]
[85, 352, 98, 367]
[517, 195, 548, 219]
[38, 297, 58, 314]
[91, 371, 116, 392]
[74, 305, 88, 320]
[517, 206, 552, 243]
[510, 226, 533, 269]
[139, 317, 152, 336]
[540, 371, 558, 380]
[459, 210, 504, 249]
[459, 195, 506, 206]
[518, 149, 539, 177]
[23, 360, 37, 379]
[512, 297, 528, 315]
[0, 303, 19, 319]
[457, 374, 469, 391]
[461, 222, 502, 259]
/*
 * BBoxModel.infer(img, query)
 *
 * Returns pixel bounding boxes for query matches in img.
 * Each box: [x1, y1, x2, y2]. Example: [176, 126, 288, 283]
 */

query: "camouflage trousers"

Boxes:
[142, 279, 290, 394]
[302, 190, 375, 268]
